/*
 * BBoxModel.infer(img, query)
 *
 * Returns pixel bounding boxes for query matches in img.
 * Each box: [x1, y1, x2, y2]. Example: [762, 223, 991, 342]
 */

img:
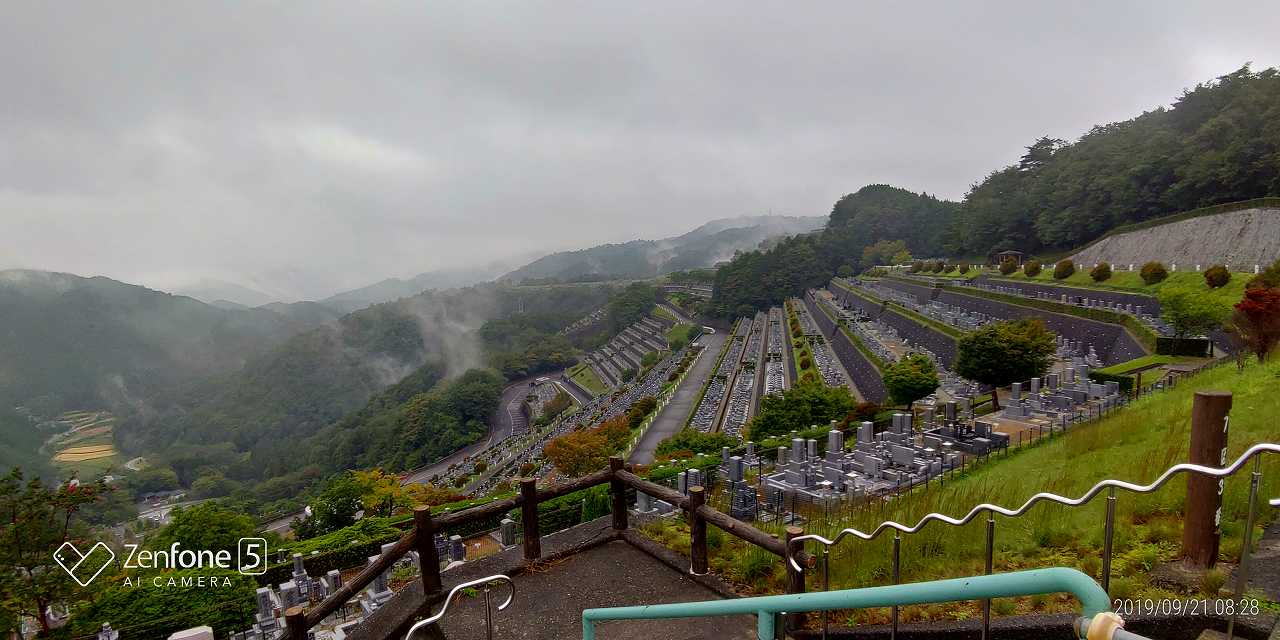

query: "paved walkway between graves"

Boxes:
[435, 540, 755, 640]
[629, 330, 728, 465]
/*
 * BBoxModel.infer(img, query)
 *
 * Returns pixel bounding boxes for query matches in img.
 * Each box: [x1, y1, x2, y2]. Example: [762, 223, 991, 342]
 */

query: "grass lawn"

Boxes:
[567, 363, 608, 397]
[1095, 355, 1179, 375]
[644, 354, 1280, 622]
[991, 268, 1248, 311]
[666, 322, 694, 343]
[653, 305, 679, 323]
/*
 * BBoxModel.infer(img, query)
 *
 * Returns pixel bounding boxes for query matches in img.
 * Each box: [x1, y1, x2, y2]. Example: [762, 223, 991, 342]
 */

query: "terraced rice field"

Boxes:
[48, 410, 120, 476]
[54, 443, 117, 462]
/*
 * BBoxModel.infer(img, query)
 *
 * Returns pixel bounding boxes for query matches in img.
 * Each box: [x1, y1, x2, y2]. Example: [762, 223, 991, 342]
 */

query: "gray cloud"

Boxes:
[2, 1, 1277, 299]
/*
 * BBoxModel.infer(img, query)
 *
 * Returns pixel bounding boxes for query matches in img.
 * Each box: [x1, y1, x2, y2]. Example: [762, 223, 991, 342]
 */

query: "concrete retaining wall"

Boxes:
[935, 290, 1147, 365]
[804, 295, 888, 403]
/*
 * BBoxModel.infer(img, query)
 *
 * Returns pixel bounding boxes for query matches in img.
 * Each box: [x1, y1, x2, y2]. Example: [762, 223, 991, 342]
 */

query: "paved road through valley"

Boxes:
[628, 329, 728, 465]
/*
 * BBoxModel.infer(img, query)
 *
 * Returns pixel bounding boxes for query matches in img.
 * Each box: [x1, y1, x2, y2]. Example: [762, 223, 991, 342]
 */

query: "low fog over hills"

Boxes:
[501, 215, 823, 283]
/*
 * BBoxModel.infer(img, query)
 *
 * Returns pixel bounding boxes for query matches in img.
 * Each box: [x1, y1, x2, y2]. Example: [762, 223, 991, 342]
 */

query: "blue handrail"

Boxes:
[582, 567, 1119, 640]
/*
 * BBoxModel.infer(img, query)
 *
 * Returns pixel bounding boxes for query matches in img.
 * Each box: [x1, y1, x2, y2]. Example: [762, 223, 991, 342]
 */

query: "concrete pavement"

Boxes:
[628, 329, 727, 464]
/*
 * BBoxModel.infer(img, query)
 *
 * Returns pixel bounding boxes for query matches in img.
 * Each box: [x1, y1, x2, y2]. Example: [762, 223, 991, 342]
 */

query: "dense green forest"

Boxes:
[0, 270, 315, 416]
[712, 186, 952, 316]
[606, 282, 659, 331]
[479, 313, 579, 379]
[309, 367, 504, 474]
[113, 283, 608, 483]
[712, 66, 1280, 316]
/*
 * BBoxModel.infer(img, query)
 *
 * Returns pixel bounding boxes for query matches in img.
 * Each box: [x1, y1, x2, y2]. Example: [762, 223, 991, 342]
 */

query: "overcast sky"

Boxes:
[2, 2, 1277, 300]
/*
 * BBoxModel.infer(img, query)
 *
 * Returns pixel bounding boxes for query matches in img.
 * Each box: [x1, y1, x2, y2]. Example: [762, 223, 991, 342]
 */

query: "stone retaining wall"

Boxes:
[804, 295, 888, 403]
[828, 285, 959, 367]
[935, 290, 1147, 365]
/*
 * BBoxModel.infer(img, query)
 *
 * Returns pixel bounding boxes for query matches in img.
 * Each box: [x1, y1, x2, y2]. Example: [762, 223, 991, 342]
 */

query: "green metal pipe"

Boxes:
[581, 568, 1109, 640]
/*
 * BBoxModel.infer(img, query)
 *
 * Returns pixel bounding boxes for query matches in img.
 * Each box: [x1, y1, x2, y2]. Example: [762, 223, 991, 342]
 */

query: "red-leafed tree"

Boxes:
[1229, 287, 1280, 362]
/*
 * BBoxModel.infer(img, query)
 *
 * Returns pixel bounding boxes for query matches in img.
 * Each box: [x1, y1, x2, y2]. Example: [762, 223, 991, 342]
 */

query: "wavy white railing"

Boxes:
[789, 440, 1278, 569]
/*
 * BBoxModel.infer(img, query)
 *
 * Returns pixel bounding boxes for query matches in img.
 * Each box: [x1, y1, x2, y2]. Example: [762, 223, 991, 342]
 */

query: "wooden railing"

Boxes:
[283, 457, 815, 639]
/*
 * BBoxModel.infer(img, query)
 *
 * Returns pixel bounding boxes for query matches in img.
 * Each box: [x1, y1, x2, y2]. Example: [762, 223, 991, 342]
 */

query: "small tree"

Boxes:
[292, 472, 364, 538]
[1, 470, 111, 634]
[943, 263, 956, 273]
[1090, 262, 1112, 282]
[955, 319, 1056, 410]
[1159, 288, 1228, 337]
[958, 262, 971, 274]
[1246, 259, 1280, 290]
[999, 257, 1018, 275]
[1204, 265, 1231, 289]
[1023, 260, 1042, 277]
[882, 354, 939, 412]
[544, 427, 611, 477]
[1053, 260, 1075, 280]
[836, 264, 854, 277]
[1229, 286, 1280, 362]
[909, 261, 923, 273]
[1140, 261, 1168, 285]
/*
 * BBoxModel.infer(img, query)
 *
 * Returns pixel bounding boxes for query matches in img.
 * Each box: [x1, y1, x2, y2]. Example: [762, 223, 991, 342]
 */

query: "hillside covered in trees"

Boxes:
[115, 283, 609, 481]
[712, 65, 1280, 316]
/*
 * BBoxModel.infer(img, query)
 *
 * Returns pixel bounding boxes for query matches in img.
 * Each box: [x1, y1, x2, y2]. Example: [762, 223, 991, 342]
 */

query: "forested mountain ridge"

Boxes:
[949, 65, 1280, 255]
[711, 187, 954, 316]
[712, 65, 1280, 316]
[318, 259, 526, 313]
[114, 282, 611, 481]
[500, 214, 823, 283]
[0, 269, 318, 415]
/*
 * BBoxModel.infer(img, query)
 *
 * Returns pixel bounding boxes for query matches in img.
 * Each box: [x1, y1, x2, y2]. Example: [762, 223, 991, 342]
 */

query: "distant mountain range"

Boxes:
[317, 258, 528, 314]
[0, 269, 331, 418]
[172, 278, 284, 309]
[499, 215, 824, 284]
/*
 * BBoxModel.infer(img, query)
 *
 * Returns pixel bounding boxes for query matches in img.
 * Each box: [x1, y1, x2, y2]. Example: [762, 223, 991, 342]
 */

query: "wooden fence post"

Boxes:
[1183, 391, 1231, 567]
[284, 606, 307, 640]
[413, 506, 442, 597]
[520, 478, 541, 561]
[610, 457, 628, 531]
[784, 526, 807, 631]
[688, 486, 708, 575]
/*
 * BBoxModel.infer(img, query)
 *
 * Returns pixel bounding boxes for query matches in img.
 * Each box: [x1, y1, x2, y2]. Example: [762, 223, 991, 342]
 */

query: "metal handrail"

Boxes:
[404, 574, 514, 640]
[788, 441, 1279, 570]
[581, 567, 1139, 640]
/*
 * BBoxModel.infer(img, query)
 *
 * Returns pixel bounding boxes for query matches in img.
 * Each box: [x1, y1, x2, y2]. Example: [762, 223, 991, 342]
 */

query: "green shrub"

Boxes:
[1090, 262, 1112, 282]
[655, 429, 736, 457]
[1140, 261, 1168, 284]
[999, 257, 1018, 275]
[958, 262, 971, 274]
[909, 261, 923, 273]
[1204, 265, 1230, 288]
[1023, 260, 1042, 277]
[943, 263, 956, 273]
[1053, 260, 1075, 279]
[1201, 568, 1226, 595]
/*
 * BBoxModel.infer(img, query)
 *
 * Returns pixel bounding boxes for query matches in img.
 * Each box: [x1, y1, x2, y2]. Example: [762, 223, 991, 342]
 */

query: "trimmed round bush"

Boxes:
[958, 262, 970, 274]
[999, 258, 1018, 275]
[1140, 261, 1168, 285]
[799, 356, 812, 370]
[1204, 265, 1231, 288]
[1053, 259, 1075, 280]
[1023, 260, 1042, 277]
[1090, 262, 1112, 282]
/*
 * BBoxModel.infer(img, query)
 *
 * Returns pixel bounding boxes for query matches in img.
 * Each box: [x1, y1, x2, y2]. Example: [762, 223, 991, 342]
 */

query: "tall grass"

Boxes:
[642, 355, 1280, 622]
